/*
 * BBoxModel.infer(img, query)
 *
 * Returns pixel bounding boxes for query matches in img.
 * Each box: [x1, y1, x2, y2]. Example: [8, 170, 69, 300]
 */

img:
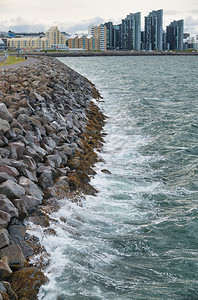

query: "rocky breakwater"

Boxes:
[0, 57, 105, 299]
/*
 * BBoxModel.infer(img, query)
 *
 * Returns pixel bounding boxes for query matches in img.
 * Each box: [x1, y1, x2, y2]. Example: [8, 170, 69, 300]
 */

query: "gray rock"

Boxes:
[46, 154, 62, 168]
[30, 143, 47, 158]
[22, 169, 37, 182]
[62, 144, 75, 156]
[0, 103, 13, 123]
[0, 256, 13, 280]
[5, 129, 17, 140]
[17, 113, 30, 124]
[0, 229, 9, 249]
[23, 145, 37, 157]
[20, 195, 42, 211]
[0, 165, 19, 178]
[19, 177, 44, 201]
[0, 118, 10, 135]
[0, 172, 17, 183]
[0, 180, 26, 200]
[0, 195, 19, 218]
[0, 244, 25, 269]
[38, 170, 54, 189]
[8, 142, 25, 159]
[21, 156, 37, 171]
[0, 148, 10, 158]
[0, 211, 11, 229]
[12, 199, 28, 220]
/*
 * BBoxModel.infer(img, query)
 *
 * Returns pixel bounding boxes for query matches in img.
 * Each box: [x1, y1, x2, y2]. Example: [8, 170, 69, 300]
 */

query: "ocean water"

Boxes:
[33, 56, 198, 299]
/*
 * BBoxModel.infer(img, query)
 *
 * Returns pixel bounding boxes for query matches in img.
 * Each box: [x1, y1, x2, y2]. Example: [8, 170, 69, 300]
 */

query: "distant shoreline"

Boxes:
[1, 51, 198, 58]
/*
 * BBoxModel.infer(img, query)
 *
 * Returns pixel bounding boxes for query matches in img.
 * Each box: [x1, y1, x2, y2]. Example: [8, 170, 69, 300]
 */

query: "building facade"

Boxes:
[88, 24, 107, 51]
[121, 12, 141, 51]
[166, 20, 184, 50]
[8, 26, 66, 50]
[144, 9, 163, 50]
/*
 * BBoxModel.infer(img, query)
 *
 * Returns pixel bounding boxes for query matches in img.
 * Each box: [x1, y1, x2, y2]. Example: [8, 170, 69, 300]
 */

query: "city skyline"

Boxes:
[0, 0, 198, 36]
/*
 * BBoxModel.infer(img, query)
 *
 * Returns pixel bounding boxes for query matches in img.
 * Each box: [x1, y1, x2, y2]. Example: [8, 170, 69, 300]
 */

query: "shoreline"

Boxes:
[0, 57, 106, 299]
[1, 51, 198, 60]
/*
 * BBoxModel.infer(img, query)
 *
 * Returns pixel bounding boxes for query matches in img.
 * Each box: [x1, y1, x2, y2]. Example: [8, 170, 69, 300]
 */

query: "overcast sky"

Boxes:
[0, 0, 198, 36]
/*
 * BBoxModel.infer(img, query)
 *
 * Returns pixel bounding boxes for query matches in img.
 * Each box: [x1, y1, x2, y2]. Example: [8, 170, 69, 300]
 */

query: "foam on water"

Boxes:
[26, 56, 198, 299]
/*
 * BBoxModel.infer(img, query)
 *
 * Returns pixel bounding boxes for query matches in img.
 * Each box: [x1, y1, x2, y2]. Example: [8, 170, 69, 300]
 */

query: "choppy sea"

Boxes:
[30, 56, 198, 300]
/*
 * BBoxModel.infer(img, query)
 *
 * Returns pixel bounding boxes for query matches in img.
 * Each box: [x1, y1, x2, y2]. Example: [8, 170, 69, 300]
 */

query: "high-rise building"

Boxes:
[166, 20, 184, 50]
[121, 12, 141, 51]
[88, 24, 107, 51]
[113, 24, 122, 50]
[144, 9, 163, 50]
[104, 22, 114, 50]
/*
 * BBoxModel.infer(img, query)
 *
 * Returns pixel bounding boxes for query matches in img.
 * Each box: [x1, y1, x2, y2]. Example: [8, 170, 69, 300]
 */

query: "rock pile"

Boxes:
[0, 57, 105, 299]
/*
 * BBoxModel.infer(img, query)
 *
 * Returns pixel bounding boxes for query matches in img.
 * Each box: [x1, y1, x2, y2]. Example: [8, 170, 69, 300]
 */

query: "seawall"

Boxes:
[0, 57, 105, 299]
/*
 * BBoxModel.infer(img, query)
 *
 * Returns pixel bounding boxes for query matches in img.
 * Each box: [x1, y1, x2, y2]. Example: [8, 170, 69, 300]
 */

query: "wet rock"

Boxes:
[38, 170, 54, 189]
[8, 267, 47, 300]
[11, 199, 28, 220]
[20, 195, 42, 212]
[0, 211, 11, 229]
[1, 281, 18, 300]
[0, 180, 25, 200]
[0, 229, 9, 249]
[0, 118, 10, 135]
[0, 244, 25, 269]
[0, 195, 19, 218]
[0, 103, 13, 123]
[0, 256, 13, 280]
[19, 177, 44, 201]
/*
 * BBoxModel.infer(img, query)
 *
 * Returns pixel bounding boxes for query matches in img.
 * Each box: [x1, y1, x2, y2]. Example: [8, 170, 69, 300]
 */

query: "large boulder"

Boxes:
[11, 199, 28, 220]
[0, 229, 9, 249]
[19, 177, 44, 201]
[0, 172, 17, 184]
[0, 256, 12, 280]
[0, 103, 13, 123]
[0, 195, 18, 218]
[0, 165, 19, 178]
[20, 195, 41, 212]
[38, 170, 54, 189]
[0, 180, 25, 200]
[0, 118, 10, 135]
[0, 245, 25, 269]
[0, 211, 11, 229]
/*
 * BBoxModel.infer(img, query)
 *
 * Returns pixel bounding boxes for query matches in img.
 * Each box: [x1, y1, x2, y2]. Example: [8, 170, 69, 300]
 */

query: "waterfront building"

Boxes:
[121, 12, 141, 51]
[166, 20, 184, 50]
[144, 9, 163, 50]
[45, 26, 66, 45]
[104, 22, 114, 50]
[67, 34, 98, 51]
[88, 24, 107, 51]
[78, 35, 89, 50]
[8, 26, 66, 50]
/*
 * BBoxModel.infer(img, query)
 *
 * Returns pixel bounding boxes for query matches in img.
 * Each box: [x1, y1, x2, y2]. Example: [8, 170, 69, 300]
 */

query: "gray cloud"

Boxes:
[184, 15, 198, 34]
[164, 10, 179, 15]
[59, 17, 105, 33]
[0, 16, 105, 34]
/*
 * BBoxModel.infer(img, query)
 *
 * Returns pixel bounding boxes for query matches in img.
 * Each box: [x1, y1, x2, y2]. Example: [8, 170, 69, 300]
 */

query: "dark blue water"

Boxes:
[36, 56, 198, 299]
